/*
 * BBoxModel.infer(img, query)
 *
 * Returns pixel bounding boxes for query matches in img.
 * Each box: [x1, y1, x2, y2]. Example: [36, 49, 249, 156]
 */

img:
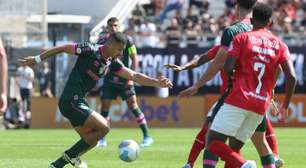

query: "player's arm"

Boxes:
[116, 67, 173, 88]
[165, 51, 213, 71]
[18, 44, 77, 67]
[127, 39, 138, 86]
[127, 38, 138, 71]
[280, 58, 296, 110]
[192, 30, 233, 86]
[0, 40, 8, 113]
[165, 46, 220, 71]
[179, 30, 233, 97]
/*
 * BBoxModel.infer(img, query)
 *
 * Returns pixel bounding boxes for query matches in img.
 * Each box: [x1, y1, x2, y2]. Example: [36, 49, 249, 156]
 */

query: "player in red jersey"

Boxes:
[207, 3, 296, 168]
[168, 45, 283, 168]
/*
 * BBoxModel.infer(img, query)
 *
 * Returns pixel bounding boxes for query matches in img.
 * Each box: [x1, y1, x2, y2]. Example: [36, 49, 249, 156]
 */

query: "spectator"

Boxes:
[16, 64, 34, 128]
[184, 7, 199, 26]
[3, 98, 22, 129]
[37, 62, 53, 98]
[159, 0, 184, 22]
[165, 18, 182, 47]
[139, 19, 159, 47]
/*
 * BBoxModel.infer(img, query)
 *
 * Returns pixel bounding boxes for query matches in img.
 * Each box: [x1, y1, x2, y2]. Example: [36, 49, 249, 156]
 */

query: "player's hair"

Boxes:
[107, 17, 119, 25]
[252, 3, 273, 24]
[109, 32, 127, 46]
[236, 0, 257, 11]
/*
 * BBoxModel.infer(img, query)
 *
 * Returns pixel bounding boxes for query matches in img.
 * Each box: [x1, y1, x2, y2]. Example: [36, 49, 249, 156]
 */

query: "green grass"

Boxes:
[0, 128, 305, 168]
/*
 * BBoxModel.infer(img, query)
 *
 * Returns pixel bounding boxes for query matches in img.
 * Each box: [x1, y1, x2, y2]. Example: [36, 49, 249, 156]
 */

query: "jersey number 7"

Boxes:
[254, 62, 266, 94]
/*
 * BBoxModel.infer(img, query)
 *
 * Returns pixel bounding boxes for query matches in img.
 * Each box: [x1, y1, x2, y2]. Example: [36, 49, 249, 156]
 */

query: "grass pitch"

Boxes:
[0, 128, 305, 168]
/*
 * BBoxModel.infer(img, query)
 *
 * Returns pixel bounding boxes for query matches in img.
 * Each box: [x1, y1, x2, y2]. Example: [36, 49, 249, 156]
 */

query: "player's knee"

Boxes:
[101, 100, 112, 110]
[127, 99, 137, 109]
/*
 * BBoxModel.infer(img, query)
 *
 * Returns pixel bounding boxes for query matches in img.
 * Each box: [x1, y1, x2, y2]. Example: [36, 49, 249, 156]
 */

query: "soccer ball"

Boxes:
[118, 139, 140, 162]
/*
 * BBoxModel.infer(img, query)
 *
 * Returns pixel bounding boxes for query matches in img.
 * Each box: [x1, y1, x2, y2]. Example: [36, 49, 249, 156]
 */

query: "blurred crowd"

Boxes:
[123, 0, 306, 48]
[1, 61, 53, 129]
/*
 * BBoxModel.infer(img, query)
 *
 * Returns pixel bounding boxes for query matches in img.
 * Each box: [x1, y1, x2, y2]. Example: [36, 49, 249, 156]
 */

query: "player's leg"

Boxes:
[122, 86, 152, 147]
[183, 120, 209, 168]
[100, 85, 117, 121]
[251, 116, 276, 168]
[97, 86, 117, 147]
[50, 99, 109, 168]
[265, 117, 284, 167]
[207, 104, 262, 168]
[202, 98, 227, 168]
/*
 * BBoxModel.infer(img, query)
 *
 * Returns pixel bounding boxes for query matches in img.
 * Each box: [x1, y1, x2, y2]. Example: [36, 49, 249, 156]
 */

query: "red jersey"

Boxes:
[207, 45, 228, 94]
[226, 29, 290, 115]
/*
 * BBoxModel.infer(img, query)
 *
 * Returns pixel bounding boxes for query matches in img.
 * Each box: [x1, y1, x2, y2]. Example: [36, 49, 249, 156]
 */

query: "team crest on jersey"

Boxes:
[76, 48, 82, 54]
[74, 95, 79, 100]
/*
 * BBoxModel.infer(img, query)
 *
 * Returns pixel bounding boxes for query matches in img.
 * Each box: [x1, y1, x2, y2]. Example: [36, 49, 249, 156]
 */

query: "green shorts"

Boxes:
[101, 84, 136, 100]
[58, 97, 93, 127]
[255, 115, 267, 132]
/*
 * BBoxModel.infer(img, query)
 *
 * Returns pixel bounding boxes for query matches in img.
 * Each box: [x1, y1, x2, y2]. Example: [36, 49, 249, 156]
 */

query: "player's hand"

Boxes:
[277, 104, 289, 122]
[164, 64, 183, 71]
[157, 76, 173, 88]
[178, 85, 199, 97]
[270, 99, 279, 116]
[18, 56, 37, 67]
[0, 93, 7, 114]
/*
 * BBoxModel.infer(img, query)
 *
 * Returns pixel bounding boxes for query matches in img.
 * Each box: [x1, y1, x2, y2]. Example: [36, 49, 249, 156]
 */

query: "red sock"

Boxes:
[224, 150, 240, 168]
[208, 140, 245, 167]
[187, 123, 208, 166]
[265, 117, 278, 156]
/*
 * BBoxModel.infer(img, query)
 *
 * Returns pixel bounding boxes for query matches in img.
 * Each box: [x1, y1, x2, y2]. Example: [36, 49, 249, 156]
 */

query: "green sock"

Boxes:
[132, 108, 150, 137]
[53, 156, 69, 167]
[203, 149, 218, 168]
[100, 111, 109, 118]
[65, 139, 90, 158]
[260, 154, 275, 167]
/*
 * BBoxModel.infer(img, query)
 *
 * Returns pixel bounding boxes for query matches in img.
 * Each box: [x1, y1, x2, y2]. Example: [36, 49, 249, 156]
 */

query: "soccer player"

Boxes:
[168, 45, 283, 168]
[96, 17, 153, 148]
[18, 32, 173, 168]
[179, 0, 256, 167]
[207, 3, 296, 168]
[0, 37, 8, 114]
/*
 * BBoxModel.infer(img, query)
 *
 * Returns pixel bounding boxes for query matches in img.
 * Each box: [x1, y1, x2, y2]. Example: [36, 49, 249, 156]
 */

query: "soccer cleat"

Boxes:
[48, 163, 57, 168]
[275, 158, 284, 168]
[96, 137, 107, 147]
[181, 163, 192, 168]
[140, 136, 154, 147]
[63, 152, 87, 168]
[241, 160, 257, 168]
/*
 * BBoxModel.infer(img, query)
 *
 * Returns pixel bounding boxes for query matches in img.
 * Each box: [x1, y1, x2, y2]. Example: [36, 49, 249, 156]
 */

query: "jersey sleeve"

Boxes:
[220, 28, 234, 49]
[110, 59, 125, 73]
[126, 36, 137, 56]
[72, 42, 97, 57]
[227, 34, 244, 60]
[278, 43, 291, 64]
[207, 45, 221, 59]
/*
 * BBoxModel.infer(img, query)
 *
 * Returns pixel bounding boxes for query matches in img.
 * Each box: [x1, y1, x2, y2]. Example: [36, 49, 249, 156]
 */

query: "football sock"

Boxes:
[203, 148, 218, 168]
[208, 140, 245, 167]
[224, 150, 240, 168]
[261, 154, 275, 168]
[53, 156, 68, 167]
[132, 108, 149, 137]
[65, 138, 91, 158]
[187, 123, 208, 166]
[265, 118, 278, 156]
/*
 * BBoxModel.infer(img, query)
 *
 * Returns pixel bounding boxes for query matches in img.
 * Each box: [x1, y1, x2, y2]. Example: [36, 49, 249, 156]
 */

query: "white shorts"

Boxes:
[210, 103, 263, 143]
